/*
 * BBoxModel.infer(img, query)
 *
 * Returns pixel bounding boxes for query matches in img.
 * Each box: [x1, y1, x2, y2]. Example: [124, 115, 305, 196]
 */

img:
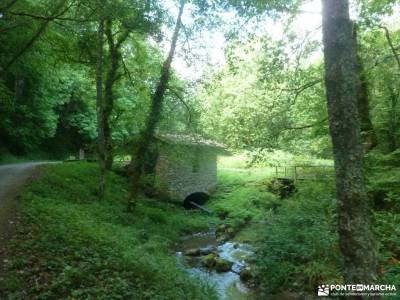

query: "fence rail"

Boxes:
[273, 165, 334, 182]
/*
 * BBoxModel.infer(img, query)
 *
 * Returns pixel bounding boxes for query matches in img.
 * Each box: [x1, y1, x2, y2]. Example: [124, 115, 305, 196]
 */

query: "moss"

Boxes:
[215, 258, 233, 273]
[201, 253, 217, 269]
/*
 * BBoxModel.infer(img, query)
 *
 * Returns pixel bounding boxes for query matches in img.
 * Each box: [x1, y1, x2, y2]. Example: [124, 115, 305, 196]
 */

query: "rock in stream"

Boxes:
[176, 232, 256, 300]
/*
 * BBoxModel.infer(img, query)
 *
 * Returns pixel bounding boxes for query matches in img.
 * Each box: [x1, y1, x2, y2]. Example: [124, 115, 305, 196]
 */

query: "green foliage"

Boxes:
[374, 211, 400, 260]
[360, 27, 400, 153]
[198, 35, 331, 156]
[207, 167, 277, 231]
[1, 157, 400, 298]
[253, 160, 400, 295]
[359, 0, 399, 25]
[0, 162, 217, 299]
[373, 211, 400, 288]
[0, 1, 92, 155]
[245, 149, 333, 167]
[197, 11, 399, 158]
[365, 152, 400, 285]
[1, 0, 400, 296]
[218, 153, 249, 169]
[255, 181, 342, 295]
[366, 156, 400, 291]
[220, 0, 302, 18]
[366, 151, 400, 212]
[0, 0, 195, 160]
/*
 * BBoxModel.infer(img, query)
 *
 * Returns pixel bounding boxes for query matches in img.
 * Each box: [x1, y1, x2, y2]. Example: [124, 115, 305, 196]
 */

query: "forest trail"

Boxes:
[0, 162, 44, 202]
[0, 162, 49, 280]
[0, 162, 49, 240]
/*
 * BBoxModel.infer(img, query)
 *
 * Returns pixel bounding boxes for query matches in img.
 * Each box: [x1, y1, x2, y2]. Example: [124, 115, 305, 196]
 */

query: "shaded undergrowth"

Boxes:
[0, 162, 217, 299]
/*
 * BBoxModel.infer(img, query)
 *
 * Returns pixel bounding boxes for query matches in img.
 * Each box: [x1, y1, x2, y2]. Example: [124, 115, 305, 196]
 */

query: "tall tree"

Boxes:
[94, 0, 164, 170]
[321, 0, 378, 286]
[95, 0, 107, 199]
[127, 0, 185, 211]
[103, 18, 130, 170]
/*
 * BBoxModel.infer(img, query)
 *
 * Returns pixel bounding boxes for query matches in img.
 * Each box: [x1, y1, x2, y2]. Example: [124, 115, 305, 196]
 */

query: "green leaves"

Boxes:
[218, 0, 303, 18]
[198, 35, 329, 154]
[255, 181, 341, 294]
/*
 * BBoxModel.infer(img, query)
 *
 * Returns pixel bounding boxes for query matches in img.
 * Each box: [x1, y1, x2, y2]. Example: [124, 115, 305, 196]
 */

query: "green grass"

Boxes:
[3, 153, 398, 299]
[222, 150, 333, 168]
[0, 157, 280, 299]
[0, 162, 217, 299]
[206, 167, 278, 234]
[218, 153, 249, 169]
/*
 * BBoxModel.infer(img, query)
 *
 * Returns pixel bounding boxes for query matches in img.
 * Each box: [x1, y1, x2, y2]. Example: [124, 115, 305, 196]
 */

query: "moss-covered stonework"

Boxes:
[151, 143, 218, 202]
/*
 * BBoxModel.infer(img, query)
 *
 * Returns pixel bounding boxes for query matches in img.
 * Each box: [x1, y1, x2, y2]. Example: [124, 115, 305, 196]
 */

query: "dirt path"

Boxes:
[0, 162, 48, 247]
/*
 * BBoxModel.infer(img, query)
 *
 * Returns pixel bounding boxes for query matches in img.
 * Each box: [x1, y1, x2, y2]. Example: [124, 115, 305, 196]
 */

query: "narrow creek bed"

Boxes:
[176, 231, 256, 300]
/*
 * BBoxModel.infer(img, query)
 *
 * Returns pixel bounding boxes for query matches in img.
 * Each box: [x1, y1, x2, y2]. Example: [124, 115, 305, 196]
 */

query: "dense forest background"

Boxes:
[0, 0, 399, 163]
[1, 0, 400, 299]
[1, 0, 192, 160]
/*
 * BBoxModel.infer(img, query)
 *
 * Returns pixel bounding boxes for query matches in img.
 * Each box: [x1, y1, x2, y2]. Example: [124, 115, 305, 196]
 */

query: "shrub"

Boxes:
[255, 181, 342, 295]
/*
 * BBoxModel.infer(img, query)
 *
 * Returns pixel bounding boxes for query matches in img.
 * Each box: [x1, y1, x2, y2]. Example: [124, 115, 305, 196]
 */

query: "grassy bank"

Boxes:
[2, 154, 398, 299]
[0, 162, 217, 299]
[252, 154, 400, 297]
[216, 154, 400, 297]
[207, 168, 277, 233]
[0, 157, 279, 299]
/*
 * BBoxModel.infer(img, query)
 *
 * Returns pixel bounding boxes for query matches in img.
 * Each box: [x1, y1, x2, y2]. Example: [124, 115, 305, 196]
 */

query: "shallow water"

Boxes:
[177, 233, 256, 300]
[180, 231, 218, 250]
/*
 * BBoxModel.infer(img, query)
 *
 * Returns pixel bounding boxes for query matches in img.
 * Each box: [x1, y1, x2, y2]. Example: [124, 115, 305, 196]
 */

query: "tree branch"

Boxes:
[282, 117, 328, 131]
[167, 87, 193, 124]
[0, 0, 19, 12]
[7, 10, 94, 22]
[0, 0, 75, 75]
[379, 25, 400, 71]
[121, 57, 136, 89]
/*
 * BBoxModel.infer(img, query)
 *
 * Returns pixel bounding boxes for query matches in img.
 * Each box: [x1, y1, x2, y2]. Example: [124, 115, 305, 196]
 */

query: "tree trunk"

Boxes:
[95, 7, 106, 199]
[321, 0, 378, 288]
[352, 24, 378, 152]
[103, 19, 130, 170]
[103, 18, 118, 171]
[127, 0, 185, 211]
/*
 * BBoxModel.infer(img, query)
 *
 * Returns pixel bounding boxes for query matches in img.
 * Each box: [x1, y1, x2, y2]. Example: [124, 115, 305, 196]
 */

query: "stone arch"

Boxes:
[183, 192, 210, 209]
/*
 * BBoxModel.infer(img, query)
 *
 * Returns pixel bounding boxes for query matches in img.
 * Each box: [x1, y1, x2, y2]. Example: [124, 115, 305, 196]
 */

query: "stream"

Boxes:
[176, 231, 257, 300]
